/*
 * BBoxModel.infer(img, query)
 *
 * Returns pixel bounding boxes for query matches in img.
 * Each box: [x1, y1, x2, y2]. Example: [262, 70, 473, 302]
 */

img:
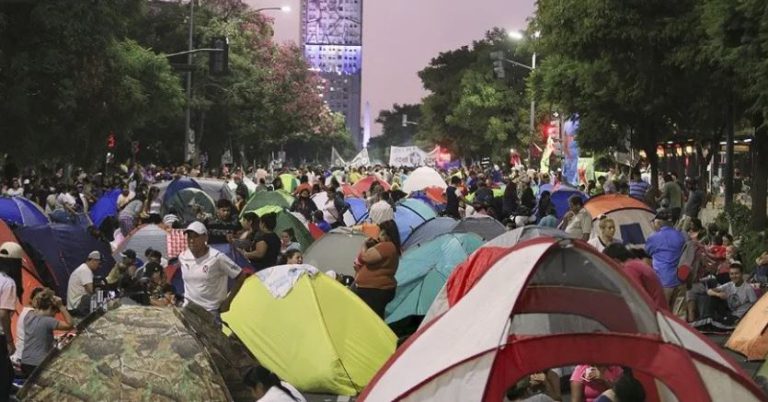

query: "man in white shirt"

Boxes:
[560, 195, 592, 240]
[0, 242, 22, 399]
[178, 222, 246, 318]
[67, 251, 101, 316]
[4, 178, 23, 197]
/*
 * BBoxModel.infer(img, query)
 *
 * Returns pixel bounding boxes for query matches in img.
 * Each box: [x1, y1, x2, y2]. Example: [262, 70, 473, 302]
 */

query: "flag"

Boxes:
[348, 148, 370, 167]
[331, 146, 346, 167]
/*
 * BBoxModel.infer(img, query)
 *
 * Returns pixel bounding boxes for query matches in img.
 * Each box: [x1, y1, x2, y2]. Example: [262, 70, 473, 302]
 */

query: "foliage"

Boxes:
[715, 203, 766, 272]
[416, 28, 533, 160]
[367, 104, 422, 162]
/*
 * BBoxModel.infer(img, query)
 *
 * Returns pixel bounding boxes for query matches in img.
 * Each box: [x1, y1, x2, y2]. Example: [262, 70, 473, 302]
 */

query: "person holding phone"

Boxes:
[570, 365, 622, 402]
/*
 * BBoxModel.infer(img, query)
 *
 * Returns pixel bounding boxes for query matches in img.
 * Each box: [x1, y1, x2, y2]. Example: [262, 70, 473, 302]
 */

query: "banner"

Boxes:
[388, 146, 439, 167]
[348, 148, 370, 167]
[330, 146, 346, 167]
[563, 117, 580, 186]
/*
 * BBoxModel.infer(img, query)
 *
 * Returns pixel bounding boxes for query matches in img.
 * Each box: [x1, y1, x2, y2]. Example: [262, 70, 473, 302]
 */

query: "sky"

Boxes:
[245, 0, 537, 136]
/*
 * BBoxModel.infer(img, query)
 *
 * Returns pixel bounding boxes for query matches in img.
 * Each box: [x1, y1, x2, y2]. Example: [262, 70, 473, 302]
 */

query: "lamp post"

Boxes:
[507, 30, 538, 167]
[255, 6, 291, 13]
[184, 0, 195, 162]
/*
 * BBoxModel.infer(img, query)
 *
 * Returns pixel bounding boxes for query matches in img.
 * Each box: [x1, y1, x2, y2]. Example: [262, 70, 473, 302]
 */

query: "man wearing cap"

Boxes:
[645, 210, 686, 306]
[178, 221, 245, 317]
[106, 249, 138, 289]
[0, 242, 21, 400]
[67, 251, 102, 317]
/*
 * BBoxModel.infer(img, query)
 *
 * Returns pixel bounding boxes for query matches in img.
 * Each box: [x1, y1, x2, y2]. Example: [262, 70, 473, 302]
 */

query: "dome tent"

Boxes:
[360, 238, 764, 402]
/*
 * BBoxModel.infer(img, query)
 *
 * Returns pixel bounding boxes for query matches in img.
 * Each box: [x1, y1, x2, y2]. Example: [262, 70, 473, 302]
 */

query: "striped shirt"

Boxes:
[629, 179, 650, 200]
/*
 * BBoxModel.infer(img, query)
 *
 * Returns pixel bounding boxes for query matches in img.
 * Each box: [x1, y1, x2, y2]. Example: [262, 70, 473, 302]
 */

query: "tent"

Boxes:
[19, 304, 257, 402]
[160, 177, 202, 205]
[402, 167, 446, 194]
[222, 265, 397, 396]
[352, 176, 391, 196]
[402, 217, 458, 251]
[0, 220, 50, 343]
[278, 173, 298, 193]
[585, 194, 656, 245]
[356, 199, 437, 244]
[112, 224, 170, 259]
[195, 177, 236, 201]
[408, 186, 447, 212]
[0, 196, 49, 227]
[549, 185, 589, 219]
[360, 238, 765, 402]
[242, 190, 295, 215]
[725, 292, 768, 360]
[385, 233, 483, 324]
[343, 197, 369, 226]
[253, 206, 313, 251]
[228, 177, 257, 198]
[163, 187, 216, 223]
[423, 225, 570, 325]
[15, 223, 114, 299]
[452, 216, 506, 241]
[303, 227, 368, 277]
[88, 189, 121, 228]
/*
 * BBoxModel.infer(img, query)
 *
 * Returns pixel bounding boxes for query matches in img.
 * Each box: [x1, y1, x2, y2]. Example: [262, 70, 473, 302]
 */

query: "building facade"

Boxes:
[300, 0, 363, 149]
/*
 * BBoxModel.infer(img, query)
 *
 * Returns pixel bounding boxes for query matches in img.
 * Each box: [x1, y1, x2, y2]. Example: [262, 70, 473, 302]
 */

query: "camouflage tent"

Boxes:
[19, 303, 257, 402]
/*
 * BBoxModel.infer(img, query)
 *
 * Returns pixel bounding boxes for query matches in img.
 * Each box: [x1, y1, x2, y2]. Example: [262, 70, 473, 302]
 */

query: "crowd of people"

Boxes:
[0, 157, 765, 401]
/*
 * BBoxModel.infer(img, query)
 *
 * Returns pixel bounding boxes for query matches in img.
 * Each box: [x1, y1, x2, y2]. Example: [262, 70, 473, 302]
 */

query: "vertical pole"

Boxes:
[724, 102, 734, 210]
[528, 53, 537, 168]
[184, 0, 195, 162]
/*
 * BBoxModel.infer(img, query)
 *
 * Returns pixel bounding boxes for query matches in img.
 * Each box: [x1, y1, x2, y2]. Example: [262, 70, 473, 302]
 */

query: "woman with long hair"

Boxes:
[243, 365, 306, 402]
[353, 219, 401, 318]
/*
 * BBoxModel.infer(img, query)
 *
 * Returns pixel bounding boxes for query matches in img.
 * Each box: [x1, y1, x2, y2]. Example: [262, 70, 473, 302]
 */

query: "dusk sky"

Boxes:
[245, 0, 536, 136]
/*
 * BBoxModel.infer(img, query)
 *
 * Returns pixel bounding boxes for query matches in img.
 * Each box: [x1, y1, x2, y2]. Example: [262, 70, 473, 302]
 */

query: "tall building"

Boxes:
[300, 0, 363, 149]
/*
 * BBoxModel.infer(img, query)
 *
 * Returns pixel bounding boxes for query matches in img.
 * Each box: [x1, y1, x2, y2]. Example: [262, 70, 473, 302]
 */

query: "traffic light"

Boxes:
[107, 132, 116, 150]
[490, 51, 506, 79]
[209, 37, 229, 75]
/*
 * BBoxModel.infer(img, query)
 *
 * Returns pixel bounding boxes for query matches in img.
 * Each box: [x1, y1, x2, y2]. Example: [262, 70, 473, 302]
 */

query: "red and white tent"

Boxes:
[584, 194, 655, 245]
[360, 238, 764, 402]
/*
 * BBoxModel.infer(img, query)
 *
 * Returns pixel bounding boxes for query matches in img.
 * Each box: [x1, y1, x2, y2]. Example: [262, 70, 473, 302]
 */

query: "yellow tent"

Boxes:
[222, 266, 397, 396]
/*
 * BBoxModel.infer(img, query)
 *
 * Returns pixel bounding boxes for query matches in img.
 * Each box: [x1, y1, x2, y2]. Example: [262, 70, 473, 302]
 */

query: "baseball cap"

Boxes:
[88, 251, 102, 261]
[654, 210, 673, 222]
[121, 249, 137, 260]
[0, 242, 23, 260]
[184, 221, 208, 235]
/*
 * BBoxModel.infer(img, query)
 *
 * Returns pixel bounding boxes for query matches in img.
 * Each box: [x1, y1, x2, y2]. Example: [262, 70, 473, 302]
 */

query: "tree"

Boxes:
[531, 0, 721, 189]
[367, 103, 422, 162]
[417, 29, 532, 161]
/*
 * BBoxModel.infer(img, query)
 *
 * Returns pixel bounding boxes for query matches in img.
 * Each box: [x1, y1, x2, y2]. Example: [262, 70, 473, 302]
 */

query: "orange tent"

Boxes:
[726, 293, 768, 360]
[0, 220, 49, 342]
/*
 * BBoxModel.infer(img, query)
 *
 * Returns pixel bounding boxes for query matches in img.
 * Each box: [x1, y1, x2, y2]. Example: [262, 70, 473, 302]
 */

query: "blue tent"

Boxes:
[89, 189, 121, 228]
[15, 224, 115, 299]
[344, 197, 368, 226]
[385, 232, 484, 324]
[356, 198, 437, 244]
[402, 217, 458, 251]
[398, 199, 437, 220]
[550, 186, 589, 219]
[0, 196, 49, 227]
[161, 177, 202, 206]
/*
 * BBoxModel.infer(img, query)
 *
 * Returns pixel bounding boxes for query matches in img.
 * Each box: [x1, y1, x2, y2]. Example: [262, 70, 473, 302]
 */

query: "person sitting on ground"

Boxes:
[505, 370, 562, 401]
[66, 251, 101, 317]
[280, 228, 301, 254]
[594, 367, 646, 402]
[21, 289, 73, 376]
[105, 249, 138, 290]
[243, 365, 306, 402]
[538, 206, 558, 229]
[705, 262, 756, 323]
[570, 365, 623, 402]
[588, 216, 621, 252]
[11, 287, 44, 368]
[143, 262, 175, 307]
[353, 220, 401, 318]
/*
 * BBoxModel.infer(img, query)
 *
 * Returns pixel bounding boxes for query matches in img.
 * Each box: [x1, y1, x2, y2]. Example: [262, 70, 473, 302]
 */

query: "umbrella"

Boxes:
[0, 196, 49, 227]
[385, 233, 484, 324]
[19, 304, 257, 401]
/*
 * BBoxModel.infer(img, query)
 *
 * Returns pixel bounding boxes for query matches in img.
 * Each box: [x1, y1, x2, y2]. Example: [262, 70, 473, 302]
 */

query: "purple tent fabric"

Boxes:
[0, 196, 49, 227]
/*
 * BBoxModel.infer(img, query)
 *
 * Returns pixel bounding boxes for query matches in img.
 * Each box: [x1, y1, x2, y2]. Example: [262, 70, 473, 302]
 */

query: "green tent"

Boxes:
[254, 206, 313, 251]
[241, 190, 295, 216]
[279, 173, 298, 193]
[19, 304, 257, 401]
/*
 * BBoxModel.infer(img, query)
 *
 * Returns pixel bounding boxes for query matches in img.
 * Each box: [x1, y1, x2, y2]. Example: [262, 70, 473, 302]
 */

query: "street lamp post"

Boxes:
[507, 30, 538, 167]
[255, 6, 291, 13]
[184, 0, 195, 163]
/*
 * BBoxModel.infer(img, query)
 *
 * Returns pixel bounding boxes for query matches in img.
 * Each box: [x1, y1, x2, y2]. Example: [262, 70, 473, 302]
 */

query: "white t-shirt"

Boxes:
[258, 382, 306, 402]
[565, 208, 592, 239]
[178, 248, 242, 312]
[11, 306, 33, 362]
[5, 187, 23, 197]
[0, 273, 16, 336]
[56, 192, 77, 210]
[67, 264, 93, 309]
